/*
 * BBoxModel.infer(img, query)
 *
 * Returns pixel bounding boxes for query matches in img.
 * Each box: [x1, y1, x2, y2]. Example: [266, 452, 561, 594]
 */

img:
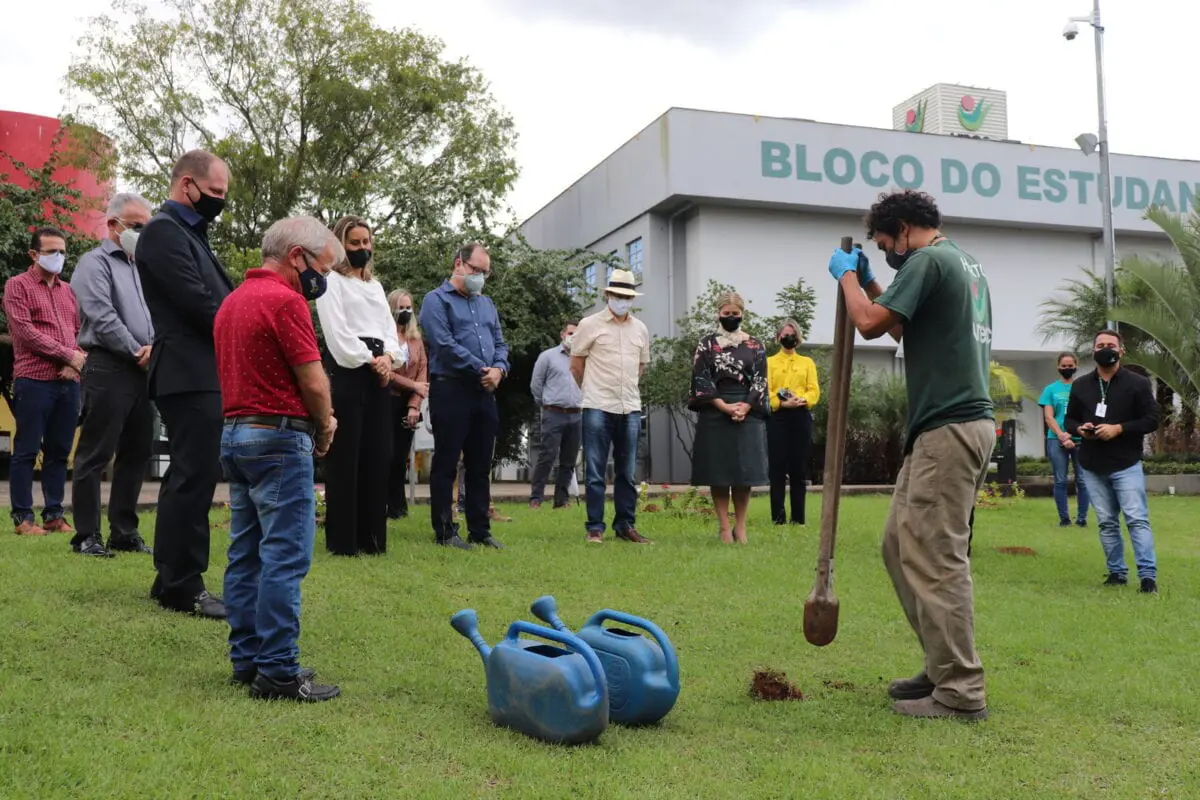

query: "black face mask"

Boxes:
[395, 309, 412, 325]
[780, 335, 799, 350]
[1094, 348, 1120, 367]
[347, 249, 372, 269]
[886, 249, 910, 270]
[719, 315, 742, 332]
[187, 181, 226, 222]
[1059, 367, 1077, 379]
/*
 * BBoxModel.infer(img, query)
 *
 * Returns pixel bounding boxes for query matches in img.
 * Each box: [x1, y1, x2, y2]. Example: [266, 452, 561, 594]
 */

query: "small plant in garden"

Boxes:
[977, 480, 1026, 507]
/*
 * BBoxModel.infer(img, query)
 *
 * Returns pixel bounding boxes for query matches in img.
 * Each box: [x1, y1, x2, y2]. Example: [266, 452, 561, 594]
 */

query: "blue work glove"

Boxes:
[828, 247, 861, 281]
[857, 250, 875, 287]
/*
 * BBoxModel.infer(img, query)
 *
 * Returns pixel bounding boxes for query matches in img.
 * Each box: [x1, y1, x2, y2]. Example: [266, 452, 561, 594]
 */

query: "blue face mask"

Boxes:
[299, 254, 327, 300]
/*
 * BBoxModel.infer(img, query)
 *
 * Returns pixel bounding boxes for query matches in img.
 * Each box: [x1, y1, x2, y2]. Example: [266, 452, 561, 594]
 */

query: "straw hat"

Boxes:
[604, 268, 643, 297]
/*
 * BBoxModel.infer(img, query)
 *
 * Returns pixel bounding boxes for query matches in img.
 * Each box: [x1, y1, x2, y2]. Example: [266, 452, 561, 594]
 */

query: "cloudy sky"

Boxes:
[3, 0, 1196, 223]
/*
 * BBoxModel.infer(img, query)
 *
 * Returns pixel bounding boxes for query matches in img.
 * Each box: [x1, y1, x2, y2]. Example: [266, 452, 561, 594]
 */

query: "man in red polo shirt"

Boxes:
[214, 215, 341, 703]
[2, 226, 88, 536]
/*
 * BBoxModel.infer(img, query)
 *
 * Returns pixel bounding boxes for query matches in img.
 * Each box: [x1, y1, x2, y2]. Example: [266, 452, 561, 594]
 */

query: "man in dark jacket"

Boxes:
[1065, 329, 1160, 594]
[135, 150, 234, 619]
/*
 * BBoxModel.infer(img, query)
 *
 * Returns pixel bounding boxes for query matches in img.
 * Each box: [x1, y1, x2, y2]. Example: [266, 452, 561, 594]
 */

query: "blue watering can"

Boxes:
[450, 609, 609, 745]
[530, 595, 680, 726]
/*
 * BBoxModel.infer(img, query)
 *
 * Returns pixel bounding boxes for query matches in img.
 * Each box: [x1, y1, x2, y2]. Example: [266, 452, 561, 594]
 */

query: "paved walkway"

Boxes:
[0, 481, 895, 512]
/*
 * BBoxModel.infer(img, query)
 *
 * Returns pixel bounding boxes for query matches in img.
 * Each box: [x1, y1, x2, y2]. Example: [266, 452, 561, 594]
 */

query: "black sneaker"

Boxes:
[1139, 578, 1159, 594]
[249, 672, 340, 702]
[1059, 519, 1071, 527]
[231, 666, 315, 686]
[108, 535, 153, 554]
[1075, 519, 1087, 528]
[437, 535, 473, 551]
[73, 535, 115, 558]
[158, 590, 227, 619]
[1103, 573, 1128, 587]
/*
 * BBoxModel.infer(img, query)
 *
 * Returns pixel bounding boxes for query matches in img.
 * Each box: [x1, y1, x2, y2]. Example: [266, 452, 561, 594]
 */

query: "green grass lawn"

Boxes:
[2, 494, 1199, 799]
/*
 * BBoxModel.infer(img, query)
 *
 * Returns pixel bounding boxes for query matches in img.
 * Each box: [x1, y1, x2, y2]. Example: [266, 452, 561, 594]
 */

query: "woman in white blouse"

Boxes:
[316, 215, 408, 557]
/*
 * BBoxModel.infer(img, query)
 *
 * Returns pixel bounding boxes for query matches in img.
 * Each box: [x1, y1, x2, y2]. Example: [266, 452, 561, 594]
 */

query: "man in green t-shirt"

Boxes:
[827, 189, 995, 722]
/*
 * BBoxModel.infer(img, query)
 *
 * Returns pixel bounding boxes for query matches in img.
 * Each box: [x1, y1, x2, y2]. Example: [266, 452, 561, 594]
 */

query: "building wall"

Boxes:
[621, 204, 1174, 477]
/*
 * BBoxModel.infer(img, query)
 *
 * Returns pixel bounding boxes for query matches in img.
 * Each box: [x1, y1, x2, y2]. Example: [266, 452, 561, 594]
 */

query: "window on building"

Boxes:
[626, 237, 644, 283]
[583, 263, 596, 292]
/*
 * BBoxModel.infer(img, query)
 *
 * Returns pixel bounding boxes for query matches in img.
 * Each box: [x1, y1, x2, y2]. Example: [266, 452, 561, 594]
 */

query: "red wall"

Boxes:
[0, 110, 113, 240]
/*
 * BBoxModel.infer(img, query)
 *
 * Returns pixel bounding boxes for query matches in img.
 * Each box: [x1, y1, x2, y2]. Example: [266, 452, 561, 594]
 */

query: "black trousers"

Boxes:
[324, 363, 392, 556]
[768, 407, 813, 524]
[529, 409, 582, 507]
[386, 394, 417, 517]
[70, 350, 154, 548]
[428, 377, 498, 542]
[151, 391, 223, 604]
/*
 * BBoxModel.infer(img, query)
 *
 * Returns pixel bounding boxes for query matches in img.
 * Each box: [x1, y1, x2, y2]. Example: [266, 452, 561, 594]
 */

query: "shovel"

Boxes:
[803, 236, 859, 647]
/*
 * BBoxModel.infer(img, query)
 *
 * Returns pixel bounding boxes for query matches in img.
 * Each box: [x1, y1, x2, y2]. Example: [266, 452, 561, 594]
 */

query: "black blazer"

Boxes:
[135, 203, 233, 398]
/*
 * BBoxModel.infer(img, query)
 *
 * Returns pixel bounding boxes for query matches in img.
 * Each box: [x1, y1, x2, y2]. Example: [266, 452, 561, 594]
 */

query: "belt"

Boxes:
[543, 404, 581, 414]
[224, 414, 315, 435]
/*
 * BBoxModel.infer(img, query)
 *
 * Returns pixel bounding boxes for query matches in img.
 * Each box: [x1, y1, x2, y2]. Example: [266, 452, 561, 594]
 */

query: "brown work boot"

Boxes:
[888, 672, 935, 700]
[42, 518, 74, 534]
[14, 520, 46, 536]
[616, 527, 651, 544]
[892, 696, 988, 722]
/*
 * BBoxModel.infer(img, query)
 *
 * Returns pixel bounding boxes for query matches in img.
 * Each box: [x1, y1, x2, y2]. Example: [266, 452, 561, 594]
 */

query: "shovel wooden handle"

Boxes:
[802, 237, 857, 647]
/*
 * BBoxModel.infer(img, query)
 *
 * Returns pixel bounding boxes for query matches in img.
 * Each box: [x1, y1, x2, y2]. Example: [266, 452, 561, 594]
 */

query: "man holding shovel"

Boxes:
[827, 189, 995, 721]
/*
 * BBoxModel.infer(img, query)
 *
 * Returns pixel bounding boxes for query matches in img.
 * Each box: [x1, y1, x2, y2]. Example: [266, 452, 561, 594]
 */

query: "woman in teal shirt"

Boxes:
[1038, 352, 1090, 527]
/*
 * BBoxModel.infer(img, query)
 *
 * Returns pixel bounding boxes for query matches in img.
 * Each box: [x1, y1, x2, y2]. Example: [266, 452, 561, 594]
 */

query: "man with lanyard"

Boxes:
[1065, 329, 1159, 593]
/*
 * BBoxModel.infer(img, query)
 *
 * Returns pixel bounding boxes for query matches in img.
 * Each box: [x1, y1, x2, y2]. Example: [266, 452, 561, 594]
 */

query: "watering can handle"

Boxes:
[504, 620, 608, 706]
[587, 610, 680, 686]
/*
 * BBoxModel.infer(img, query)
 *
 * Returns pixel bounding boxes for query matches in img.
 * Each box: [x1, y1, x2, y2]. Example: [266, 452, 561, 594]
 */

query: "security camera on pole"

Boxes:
[1064, 0, 1118, 332]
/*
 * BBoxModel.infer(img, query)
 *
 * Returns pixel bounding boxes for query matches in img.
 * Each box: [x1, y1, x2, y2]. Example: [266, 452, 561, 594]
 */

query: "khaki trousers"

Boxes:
[882, 418, 995, 711]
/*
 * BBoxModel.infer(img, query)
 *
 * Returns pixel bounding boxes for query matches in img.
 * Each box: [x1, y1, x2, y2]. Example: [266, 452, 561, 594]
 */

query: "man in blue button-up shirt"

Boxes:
[420, 242, 510, 550]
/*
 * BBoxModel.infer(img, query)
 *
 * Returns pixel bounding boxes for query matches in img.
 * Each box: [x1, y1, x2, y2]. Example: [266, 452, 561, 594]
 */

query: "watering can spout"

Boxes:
[451, 609, 491, 664]
[530, 595, 567, 631]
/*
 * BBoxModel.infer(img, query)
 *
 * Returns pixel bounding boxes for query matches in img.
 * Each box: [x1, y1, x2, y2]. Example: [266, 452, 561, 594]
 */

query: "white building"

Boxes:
[518, 106, 1200, 483]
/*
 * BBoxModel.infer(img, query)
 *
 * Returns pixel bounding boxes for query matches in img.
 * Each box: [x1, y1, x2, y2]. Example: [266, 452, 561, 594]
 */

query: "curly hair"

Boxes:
[864, 190, 942, 240]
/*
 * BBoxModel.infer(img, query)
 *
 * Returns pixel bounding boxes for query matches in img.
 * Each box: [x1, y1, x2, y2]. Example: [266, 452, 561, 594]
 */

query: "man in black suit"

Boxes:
[135, 150, 234, 619]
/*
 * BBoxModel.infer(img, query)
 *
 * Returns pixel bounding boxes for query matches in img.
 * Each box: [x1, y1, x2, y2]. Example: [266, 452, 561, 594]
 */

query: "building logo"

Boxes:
[958, 96, 990, 132]
[904, 100, 926, 133]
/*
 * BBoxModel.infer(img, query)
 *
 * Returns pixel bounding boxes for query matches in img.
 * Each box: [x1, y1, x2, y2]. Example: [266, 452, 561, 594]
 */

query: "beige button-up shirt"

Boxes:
[571, 307, 650, 415]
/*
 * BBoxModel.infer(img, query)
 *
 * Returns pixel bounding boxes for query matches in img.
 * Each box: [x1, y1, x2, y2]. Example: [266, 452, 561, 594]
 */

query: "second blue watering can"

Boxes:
[530, 595, 680, 726]
[451, 609, 609, 745]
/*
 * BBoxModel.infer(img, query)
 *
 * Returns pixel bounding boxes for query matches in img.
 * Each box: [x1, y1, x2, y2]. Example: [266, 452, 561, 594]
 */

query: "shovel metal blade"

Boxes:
[803, 588, 839, 647]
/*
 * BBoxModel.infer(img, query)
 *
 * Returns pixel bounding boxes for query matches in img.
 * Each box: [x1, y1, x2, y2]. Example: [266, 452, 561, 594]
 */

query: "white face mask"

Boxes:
[608, 297, 633, 317]
[38, 252, 66, 275]
[119, 229, 140, 260]
[563, 334, 574, 352]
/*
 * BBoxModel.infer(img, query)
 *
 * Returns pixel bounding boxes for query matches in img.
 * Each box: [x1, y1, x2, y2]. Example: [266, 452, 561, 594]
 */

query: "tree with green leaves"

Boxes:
[66, 0, 518, 253]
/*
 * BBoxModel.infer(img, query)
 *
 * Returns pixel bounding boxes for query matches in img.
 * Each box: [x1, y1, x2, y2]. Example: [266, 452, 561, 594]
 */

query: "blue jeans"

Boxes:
[10, 378, 80, 525]
[1045, 439, 1089, 523]
[220, 422, 316, 679]
[582, 409, 640, 534]
[1079, 462, 1157, 580]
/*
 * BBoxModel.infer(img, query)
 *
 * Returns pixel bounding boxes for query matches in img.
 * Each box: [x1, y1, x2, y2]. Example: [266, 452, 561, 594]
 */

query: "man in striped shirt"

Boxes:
[2, 227, 87, 535]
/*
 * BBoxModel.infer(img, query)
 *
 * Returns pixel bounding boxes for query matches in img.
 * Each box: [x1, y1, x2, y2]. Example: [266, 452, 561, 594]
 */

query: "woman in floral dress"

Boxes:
[688, 291, 770, 543]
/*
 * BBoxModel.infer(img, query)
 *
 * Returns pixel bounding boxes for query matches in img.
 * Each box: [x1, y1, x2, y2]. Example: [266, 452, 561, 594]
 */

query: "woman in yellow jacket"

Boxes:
[766, 319, 820, 525]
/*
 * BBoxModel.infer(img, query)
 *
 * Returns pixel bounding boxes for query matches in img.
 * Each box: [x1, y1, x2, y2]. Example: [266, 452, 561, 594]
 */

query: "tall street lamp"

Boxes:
[1064, 0, 1117, 331]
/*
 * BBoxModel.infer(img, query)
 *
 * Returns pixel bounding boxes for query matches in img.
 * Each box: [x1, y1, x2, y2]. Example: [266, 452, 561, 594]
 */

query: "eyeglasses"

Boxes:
[116, 219, 146, 232]
[461, 261, 489, 276]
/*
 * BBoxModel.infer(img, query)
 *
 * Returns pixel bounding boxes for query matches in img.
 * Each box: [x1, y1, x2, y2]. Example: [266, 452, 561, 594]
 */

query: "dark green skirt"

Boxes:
[691, 388, 769, 487]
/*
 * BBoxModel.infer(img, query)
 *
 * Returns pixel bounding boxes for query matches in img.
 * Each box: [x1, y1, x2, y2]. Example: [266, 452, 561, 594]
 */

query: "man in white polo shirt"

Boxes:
[569, 269, 652, 544]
